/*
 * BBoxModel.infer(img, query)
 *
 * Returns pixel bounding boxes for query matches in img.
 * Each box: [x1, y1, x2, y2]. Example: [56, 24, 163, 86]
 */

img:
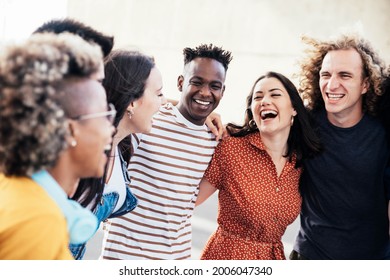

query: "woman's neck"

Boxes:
[48, 164, 79, 198]
[261, 131, 288, 157]
[260, 130, 290, 177]
[106, 124, 127, 182]
[112, 120, 130, 150]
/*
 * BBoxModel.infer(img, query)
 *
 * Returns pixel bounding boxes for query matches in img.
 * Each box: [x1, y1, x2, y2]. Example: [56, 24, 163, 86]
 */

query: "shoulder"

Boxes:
[157, 102, 175, 117]
[361, 115, 386, 135]
[0, 175, 65, 222]
[0, 176, 70, 259]
[215, 135, 247, 152]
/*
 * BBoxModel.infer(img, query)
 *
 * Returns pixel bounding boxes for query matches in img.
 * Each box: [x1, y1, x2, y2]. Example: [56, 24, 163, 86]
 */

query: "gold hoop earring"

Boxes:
[249, 119, 257, 129]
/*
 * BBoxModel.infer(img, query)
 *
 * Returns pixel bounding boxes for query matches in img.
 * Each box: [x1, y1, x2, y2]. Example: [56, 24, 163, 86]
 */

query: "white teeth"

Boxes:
[104, 144, 112, 151]
[194, 99, 211, 105]
[328, 94, 344, 99]
[261, 110, 277, 119]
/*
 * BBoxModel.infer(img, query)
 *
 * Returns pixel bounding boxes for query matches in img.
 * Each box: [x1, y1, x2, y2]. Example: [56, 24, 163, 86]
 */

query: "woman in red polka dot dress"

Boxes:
[197, 71, 322, 260]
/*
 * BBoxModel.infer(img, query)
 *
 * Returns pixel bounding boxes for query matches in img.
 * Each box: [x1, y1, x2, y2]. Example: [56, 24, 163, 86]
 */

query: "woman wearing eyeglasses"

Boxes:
[0, 33, 115, 259]
[70, 49, 166, 259]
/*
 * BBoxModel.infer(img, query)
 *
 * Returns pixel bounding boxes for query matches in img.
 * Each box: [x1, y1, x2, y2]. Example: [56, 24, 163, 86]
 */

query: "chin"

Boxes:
[89, 164, 105, 178]
[96, 166, 106, 178]
[141, 125, 153, 134]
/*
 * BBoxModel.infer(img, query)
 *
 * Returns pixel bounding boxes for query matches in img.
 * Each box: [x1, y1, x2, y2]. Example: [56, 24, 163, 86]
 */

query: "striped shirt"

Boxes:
[102, 103, 218, 259]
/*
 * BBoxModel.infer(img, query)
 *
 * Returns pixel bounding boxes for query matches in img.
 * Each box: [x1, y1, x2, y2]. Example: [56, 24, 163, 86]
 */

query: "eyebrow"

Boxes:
[190, 76, 223, 84]
[338, 71, 353, 76]
[320, 70, 353, 76]
[254, 88, 282, 94]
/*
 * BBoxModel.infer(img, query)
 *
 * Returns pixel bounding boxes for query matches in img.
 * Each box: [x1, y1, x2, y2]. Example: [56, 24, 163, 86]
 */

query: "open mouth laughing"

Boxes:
[260, 109, 278, 120]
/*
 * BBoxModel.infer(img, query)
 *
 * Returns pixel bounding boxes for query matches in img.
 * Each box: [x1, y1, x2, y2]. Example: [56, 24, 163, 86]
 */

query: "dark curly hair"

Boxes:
[0, 33, 102, 177]
[34, 18, 114, 58]
[183, 44, 233, 71]
[297, 32, 386, 116]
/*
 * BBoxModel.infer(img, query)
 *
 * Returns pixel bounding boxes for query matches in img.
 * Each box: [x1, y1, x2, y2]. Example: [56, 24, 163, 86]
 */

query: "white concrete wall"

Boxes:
[68, 0, 390, 259]
[68, 0, 390, 124]
[0, 0, 67, 42]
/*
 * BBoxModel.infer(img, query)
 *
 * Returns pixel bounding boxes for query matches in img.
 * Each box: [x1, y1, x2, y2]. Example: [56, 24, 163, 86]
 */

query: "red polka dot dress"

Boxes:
[200, 133, 302, 260]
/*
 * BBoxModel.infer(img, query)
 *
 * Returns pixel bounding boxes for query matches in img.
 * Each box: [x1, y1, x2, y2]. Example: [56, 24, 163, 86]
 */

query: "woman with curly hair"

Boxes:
[0, 32, 115, 259]
[290, 32, 389, 260]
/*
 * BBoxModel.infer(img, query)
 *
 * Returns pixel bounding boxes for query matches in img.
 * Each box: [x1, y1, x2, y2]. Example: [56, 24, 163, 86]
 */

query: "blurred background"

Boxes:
[1, 0, 389, 259]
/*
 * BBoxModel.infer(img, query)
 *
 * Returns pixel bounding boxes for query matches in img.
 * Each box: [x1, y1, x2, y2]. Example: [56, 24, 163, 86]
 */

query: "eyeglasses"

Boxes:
[71, 103, 116, 124]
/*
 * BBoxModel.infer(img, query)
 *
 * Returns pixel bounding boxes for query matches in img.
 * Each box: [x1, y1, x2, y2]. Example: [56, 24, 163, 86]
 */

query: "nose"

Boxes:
[161, 95, 167, 106]
[327, 75, 340, 91]
[261, 95, 270, 106]
[199, 84, 212, 96]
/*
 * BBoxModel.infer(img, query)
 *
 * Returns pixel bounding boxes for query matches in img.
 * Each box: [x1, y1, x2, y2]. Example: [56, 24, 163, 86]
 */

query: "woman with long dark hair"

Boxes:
[196, 71, 322, 260]
[70, 50, 166, 259]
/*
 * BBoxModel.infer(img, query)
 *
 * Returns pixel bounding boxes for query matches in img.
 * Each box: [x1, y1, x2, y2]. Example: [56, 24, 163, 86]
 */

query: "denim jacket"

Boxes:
[69, 150, 137, 259]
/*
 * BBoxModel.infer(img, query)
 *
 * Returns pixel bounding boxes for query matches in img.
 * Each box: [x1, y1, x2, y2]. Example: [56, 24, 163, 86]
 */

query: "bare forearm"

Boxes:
[196, 177, 217, 206]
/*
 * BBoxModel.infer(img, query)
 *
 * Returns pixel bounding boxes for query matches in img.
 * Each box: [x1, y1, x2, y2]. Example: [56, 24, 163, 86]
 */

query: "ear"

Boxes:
[361, 77, 369, 95]
[177, 75, 184, 92]
[67, 120, 79, 146]
[68, 120, 77, 137]
[292, 108, 297, 117]
[221, 85, 226, 98]
[127, 101, 136, 111]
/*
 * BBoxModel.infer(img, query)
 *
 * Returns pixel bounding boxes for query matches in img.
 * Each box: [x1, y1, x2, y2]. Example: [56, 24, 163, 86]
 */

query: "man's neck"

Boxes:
[327, 110, 364, 128]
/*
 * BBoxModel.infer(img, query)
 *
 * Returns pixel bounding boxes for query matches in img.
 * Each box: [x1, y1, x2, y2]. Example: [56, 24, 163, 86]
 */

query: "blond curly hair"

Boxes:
[0, 33, 102, 176]
[297, 33, 386, 116]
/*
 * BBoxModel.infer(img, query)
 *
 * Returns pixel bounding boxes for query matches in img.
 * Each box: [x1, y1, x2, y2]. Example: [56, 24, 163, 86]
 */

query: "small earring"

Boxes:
[127, 110, 134, 119]
[249, 119, 257, 129]
[70, 139, 77, 147]
[291, 116, 294, 126]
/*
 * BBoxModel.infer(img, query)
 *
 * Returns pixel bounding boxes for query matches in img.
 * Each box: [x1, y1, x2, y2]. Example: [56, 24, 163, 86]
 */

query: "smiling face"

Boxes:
[251, 77, 296, 137]
[176, 58, 226, 125]
[130, 67, 166, 133]
[69, 80, 115, 182]
[319, 48, 369, 127]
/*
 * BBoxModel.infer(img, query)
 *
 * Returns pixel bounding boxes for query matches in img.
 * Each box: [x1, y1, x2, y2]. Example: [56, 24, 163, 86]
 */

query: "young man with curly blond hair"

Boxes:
[290, 32, 389, 260]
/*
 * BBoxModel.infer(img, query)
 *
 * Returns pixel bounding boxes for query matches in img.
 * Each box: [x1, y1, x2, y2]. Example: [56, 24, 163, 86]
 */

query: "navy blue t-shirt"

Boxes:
[294, 109, 389, 259]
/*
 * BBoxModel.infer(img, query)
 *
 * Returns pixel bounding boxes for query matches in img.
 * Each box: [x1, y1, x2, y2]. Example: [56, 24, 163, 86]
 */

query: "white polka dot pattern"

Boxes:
[200, 133, 302, 260]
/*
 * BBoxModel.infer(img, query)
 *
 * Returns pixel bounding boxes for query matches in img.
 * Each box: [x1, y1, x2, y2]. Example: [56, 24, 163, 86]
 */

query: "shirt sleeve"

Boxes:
[204, 141, 225, 190]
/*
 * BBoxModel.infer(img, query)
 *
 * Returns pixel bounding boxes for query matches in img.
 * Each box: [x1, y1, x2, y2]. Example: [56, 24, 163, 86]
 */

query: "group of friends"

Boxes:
[0, 18, 389, 260]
